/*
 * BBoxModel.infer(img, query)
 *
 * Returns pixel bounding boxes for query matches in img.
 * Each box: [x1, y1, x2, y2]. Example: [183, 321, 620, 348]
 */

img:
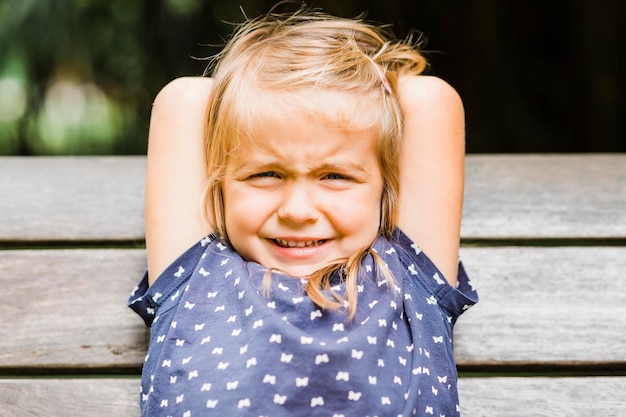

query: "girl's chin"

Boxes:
[271, 263, 323, 278]
[244, 252, 323, 277]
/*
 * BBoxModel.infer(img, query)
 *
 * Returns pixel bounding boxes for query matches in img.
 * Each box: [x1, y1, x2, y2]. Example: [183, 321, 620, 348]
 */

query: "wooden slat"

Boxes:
[459, 377, 626, 416]
[456, 246, 626, 365]
[1, 377, 624, 417]
[2, 247, 624, 368]
[2, 155, 625, 242]
[2, 155, 623, 416]
[0, 157, 145, 242]
[0, 249, 147, 368]
[0, 379, 138, 417]
[462, 154, 626, 239]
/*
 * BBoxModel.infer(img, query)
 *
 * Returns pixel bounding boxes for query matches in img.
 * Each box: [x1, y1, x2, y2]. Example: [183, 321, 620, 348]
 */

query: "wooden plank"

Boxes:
[2, 155, 626, 242]
[2, 247, 625, 368]
[0, 157, 145, 242]
[0, 249, 148, 368]
[455, 246, 626, 365]
[0, 379, 139, 417]
[459, 376, 626, 416]
[462, 154, 626, 239]
[1, 377, 624, 417]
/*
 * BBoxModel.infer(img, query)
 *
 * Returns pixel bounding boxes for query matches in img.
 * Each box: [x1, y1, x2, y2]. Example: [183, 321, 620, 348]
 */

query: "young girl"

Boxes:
[129, 7, 477, 417]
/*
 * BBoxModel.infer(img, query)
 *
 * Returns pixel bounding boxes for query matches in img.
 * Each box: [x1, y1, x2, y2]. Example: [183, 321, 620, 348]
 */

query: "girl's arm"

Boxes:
[397, 75, 466, 287]
[144, 75, 465, 287]
[145, 77, 213, 284]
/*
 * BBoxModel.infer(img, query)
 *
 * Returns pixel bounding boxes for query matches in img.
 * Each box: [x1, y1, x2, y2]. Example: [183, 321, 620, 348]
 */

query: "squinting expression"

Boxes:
[222, 110, 384, 277]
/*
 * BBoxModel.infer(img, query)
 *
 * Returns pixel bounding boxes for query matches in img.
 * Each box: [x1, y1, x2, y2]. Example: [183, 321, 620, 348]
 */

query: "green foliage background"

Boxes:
[0, 0, 624, 155]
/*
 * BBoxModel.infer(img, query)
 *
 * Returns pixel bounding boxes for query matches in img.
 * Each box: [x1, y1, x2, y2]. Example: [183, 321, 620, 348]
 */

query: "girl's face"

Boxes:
[222, 109, 384, 277]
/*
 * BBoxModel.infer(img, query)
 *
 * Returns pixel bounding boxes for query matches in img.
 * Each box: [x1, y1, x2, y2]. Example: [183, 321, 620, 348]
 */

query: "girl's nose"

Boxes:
[277, 183, 319, 224]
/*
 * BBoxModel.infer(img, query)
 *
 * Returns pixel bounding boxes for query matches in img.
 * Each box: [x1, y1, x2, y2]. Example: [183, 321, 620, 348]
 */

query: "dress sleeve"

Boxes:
[392, 228, 478, 323]
[128, 237, 208, 327]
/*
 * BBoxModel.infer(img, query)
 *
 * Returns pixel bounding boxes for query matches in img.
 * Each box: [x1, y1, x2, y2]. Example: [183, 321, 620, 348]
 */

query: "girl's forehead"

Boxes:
[227, 112, 381, 178]
[238, 88, 384, 139]
[237, 115, 376, 162]
[243, 113, 375, 152]
[225, 93, 382, 166]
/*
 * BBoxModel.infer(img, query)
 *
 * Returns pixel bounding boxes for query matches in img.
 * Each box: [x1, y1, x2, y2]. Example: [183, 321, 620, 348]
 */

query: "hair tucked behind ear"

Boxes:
[202, 6, 427, 320]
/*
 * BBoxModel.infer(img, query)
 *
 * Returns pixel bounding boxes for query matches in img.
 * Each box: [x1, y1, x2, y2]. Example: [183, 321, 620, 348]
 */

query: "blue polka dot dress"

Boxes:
[129, 229, 478, 416]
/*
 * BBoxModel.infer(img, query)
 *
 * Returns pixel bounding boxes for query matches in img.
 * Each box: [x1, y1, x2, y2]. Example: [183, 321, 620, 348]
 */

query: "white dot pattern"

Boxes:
[129, 229, 478, 416]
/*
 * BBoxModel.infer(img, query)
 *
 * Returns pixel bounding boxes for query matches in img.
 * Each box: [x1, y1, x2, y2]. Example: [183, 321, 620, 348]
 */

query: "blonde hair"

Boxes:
[202, 7, 427, 319]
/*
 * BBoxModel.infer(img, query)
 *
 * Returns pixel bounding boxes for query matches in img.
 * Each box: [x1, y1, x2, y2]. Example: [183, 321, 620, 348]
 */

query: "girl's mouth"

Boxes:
[273, 239, 327, 248]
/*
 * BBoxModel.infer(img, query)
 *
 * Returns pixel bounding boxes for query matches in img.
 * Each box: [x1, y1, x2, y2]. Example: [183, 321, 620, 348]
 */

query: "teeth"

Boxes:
[275, 239, 324, 248]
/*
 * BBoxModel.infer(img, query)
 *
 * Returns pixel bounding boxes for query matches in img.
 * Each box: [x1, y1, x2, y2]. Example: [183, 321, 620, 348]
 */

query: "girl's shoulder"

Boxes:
[379, 229, 478, 320]
[129, 235, 220, 326]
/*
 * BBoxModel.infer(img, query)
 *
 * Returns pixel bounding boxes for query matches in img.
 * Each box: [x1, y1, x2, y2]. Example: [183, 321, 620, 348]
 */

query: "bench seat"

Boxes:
[1, 155, 624, 416]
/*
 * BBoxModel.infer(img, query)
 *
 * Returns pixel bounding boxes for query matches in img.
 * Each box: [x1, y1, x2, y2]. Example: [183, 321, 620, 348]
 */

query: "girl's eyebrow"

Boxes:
[232, 160, 370, 176]
[315, 162, 369, 176]
[230, 159, 280, 173]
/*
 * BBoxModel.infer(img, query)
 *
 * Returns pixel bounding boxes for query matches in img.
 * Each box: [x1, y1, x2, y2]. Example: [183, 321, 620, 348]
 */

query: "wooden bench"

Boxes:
[1, 154, 625, 416]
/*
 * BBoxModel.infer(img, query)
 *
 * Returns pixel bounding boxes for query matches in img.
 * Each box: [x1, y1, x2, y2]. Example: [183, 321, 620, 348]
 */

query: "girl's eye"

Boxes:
[323, 173, 349, 180]
[250, 171, 280, 179]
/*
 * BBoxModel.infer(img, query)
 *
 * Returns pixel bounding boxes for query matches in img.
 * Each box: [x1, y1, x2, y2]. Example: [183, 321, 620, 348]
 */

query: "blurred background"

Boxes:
[0, 0, 624, 155]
